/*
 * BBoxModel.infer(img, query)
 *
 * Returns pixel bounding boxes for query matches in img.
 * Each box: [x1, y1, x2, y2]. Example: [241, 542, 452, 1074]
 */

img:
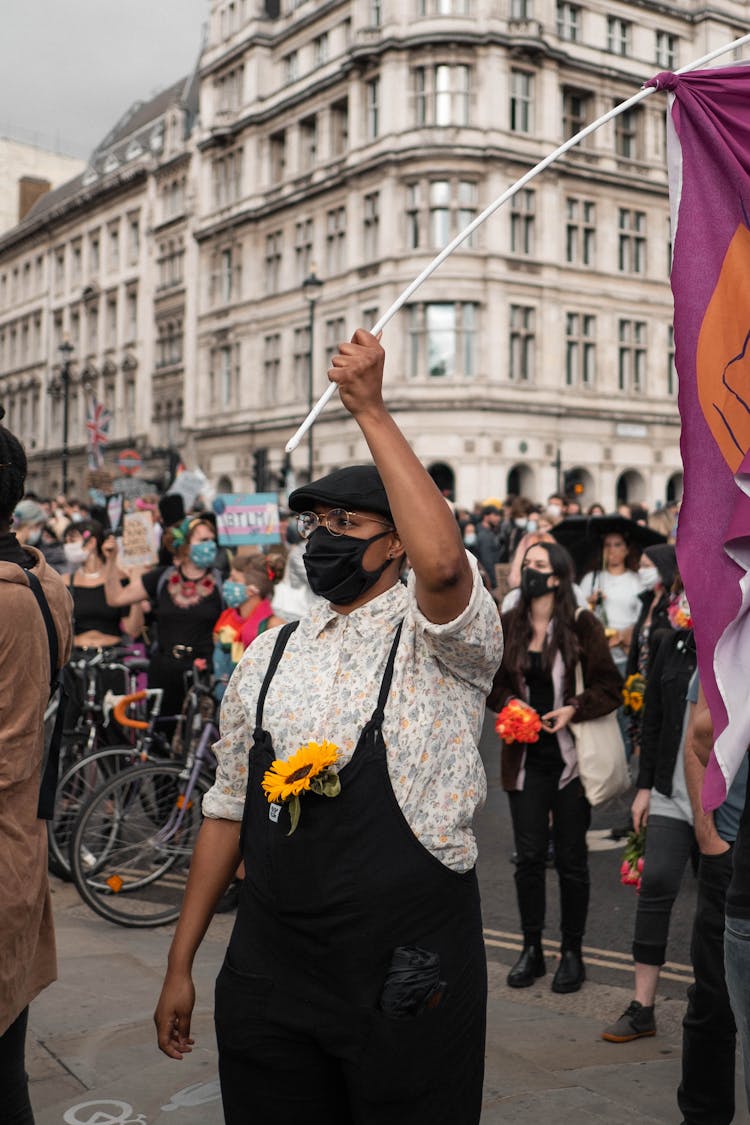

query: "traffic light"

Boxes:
[253, 448, 268, 492]
[563, 470, 585, 497]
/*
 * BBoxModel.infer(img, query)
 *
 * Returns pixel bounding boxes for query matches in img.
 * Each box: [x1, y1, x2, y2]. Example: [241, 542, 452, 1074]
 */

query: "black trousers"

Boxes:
[0, 1007, 34, 1125]
[632, 814, 694, 965]
[677, 847, 736, 1125]
[508, 768, 591, 947]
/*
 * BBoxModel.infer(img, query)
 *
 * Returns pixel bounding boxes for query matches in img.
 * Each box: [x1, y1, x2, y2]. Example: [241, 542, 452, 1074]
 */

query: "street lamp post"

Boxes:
[302, 266, 323, 481]
[56, 339, 75, 495]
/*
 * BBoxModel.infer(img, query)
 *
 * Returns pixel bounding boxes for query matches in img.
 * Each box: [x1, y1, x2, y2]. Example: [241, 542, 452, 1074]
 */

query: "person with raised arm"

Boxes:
[154, 329, 503, 1125]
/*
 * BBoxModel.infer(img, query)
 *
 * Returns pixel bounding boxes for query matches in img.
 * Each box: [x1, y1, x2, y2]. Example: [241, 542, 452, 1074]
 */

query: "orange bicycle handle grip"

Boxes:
[113, 691, 149, 731]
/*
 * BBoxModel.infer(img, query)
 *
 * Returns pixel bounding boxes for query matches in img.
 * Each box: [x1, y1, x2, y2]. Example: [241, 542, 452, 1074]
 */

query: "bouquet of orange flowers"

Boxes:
[495, 699, 542, 744]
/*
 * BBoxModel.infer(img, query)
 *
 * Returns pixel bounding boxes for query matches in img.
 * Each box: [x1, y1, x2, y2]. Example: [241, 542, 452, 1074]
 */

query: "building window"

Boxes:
[565, 313, 596, 386]
[509, 305, 535, 382]
[614, 107, 640, 159]
[607, 16, 631, 56]
[326, 206, 347, 274]
[219, 345, 235, 407]
[369, 0, 382, 24]
[363, 192, 380, 260]
[510, 70, 533, 134]
[263, 333, 281, 405]
[325, 317, 346, 367]
[294, 219, 313, 282]
[299, 116, 317, 171]
[293, 325, 311, 400]
[556, 1, 580, 41]
[108, 223, 120, 272]
[54, 247, 65, 291]
[413, 64, 471, 127]
[331, 99, 349, 156]
[313, 32, 329, 65]
[418, 0, 471, 12]
[565, 197, 595, 266]
[89, 234, 100, 274]
[125, 289, 138, 342]
[269, 130, 286, 182]
[510, 188, 535, 255]
[408, 301, 478, 377]
[106, 295, 117, 344]
[406, 178, 477, 249]
[656, 31, 678, 69]
[562, 88, 589, 139]
[213, 148, 243, 206]
[128, 214, 140, 263]
[265, 231, 283, 291]
[157, 320, 183, 368]
[284, 51, 299, 83]
[618, 209, 646, 274]
[157, 238, 184, 290]
[510, 0, 531, 17]
[365, 77, 380, 139]
[215, 64, 244, 113]
[213, 246, 240, 304]
[618, 319, 647, 392]
[71, 241, 82, 284]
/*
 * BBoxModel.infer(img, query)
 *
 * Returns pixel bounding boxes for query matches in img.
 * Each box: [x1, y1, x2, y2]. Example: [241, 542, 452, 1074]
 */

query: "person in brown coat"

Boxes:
[0, 408, 72, 1124]
[488, 540, 621, 995]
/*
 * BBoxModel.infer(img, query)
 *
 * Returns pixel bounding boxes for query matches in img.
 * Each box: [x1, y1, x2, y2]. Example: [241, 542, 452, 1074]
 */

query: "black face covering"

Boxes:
[520, 566, 553, 600]
[303, 528, 394, 605]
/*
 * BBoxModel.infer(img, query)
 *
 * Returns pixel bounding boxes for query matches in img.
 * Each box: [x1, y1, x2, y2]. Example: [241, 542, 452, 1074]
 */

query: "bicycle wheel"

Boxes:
[70, 762, 210, 927]
[47, 746, 144, 880]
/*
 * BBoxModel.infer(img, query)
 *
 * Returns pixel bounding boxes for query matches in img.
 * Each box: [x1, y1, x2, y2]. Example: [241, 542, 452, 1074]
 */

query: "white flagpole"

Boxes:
[285, 29, 750, 455]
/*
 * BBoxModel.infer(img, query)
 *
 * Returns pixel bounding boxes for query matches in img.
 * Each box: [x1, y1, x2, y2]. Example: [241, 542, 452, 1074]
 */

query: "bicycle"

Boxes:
[69, 662, 220, 927]
[47, 686, 167, 880]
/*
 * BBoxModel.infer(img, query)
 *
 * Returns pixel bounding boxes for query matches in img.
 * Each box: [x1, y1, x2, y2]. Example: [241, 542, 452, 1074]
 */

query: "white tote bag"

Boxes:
[569, 662, 629, 806]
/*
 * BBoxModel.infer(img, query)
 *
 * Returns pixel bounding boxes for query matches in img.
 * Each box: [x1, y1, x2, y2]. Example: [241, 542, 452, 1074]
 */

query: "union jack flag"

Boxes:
[86, 396, 112, 469]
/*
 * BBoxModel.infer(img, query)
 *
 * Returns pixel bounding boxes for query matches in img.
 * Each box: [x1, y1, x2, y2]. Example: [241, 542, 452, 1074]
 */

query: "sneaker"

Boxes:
[601, 1000, 656, 1042]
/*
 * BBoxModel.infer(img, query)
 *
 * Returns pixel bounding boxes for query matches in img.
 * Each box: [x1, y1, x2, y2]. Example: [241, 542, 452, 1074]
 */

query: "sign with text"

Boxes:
[214, 493, 281, 546]
[120, 510, 157, 568]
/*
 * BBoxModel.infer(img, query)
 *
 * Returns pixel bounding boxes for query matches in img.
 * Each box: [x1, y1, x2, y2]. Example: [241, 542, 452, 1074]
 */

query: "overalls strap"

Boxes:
[255, 621, 299, 731]
[369, 621, 403, 727]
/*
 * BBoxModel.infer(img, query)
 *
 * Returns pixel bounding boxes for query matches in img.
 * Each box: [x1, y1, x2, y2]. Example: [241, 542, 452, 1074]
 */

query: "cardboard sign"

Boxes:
[120, 510, 157, 568]
[167, 468, 211, 513]
[214, 493, 281, 546]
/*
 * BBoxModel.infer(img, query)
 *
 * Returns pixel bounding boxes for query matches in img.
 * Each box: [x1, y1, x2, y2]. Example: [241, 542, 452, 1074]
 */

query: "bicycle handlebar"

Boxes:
[112, 691, 149, 731]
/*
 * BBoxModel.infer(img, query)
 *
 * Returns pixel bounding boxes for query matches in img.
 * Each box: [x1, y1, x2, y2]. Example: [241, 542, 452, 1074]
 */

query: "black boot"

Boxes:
[551, 948, 585, 993]
[507, 944, 545, 988]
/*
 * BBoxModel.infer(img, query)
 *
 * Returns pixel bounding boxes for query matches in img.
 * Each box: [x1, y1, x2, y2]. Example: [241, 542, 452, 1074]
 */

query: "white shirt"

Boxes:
[203, 554, 504, 871]
[579, 569, 643, 631]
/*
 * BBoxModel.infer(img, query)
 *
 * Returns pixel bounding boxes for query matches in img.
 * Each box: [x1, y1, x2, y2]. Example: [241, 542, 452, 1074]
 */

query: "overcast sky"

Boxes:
[0, 0, 209, 159]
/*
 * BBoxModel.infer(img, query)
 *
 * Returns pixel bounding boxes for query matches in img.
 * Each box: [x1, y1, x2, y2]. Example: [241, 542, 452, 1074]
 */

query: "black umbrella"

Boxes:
[550, 515, 666, 581]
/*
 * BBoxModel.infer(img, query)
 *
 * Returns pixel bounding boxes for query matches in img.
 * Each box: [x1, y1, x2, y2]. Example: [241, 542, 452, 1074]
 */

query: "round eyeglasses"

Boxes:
[297, 508, 394, 540]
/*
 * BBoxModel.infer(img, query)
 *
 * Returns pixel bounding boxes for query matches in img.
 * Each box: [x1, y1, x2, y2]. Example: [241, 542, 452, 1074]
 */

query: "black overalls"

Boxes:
[214, 621, 487, 1125]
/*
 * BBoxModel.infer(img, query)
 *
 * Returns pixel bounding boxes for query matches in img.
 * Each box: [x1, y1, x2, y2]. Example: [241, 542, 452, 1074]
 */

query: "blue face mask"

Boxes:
[223, 580, 247, 608]
[189, 540, 217, 568]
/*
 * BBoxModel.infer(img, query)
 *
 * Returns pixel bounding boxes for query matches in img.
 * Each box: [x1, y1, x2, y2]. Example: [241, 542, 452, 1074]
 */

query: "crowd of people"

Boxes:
[0, 332, 747, 1125]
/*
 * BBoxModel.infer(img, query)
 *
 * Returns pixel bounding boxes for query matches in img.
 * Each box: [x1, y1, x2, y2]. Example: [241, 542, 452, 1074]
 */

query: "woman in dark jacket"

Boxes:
[602, 576, 697, 1044]
[488, 540, 622, 994]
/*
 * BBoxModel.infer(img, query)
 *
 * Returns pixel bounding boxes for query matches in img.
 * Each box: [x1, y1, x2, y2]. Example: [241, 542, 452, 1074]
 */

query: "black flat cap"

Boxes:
[289, 465, 393, 521]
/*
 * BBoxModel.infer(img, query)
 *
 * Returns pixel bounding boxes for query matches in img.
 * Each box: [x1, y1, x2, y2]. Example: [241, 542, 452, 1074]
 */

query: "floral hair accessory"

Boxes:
[668, 591, 693, 630]
[620, 828, 646, 891]
[262, 740, 340, 835]
[622, 672, 646, 715]
[495, 700, 542, 744]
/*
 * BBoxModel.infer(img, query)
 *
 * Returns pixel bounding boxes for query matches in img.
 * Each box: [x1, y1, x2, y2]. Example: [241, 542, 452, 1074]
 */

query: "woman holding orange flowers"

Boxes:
[154, 330, 503, 1125]
[489, 541, 621, 993]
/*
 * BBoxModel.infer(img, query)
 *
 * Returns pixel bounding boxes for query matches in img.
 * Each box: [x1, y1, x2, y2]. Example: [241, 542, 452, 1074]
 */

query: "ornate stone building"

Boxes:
[2, 1, 749, 505]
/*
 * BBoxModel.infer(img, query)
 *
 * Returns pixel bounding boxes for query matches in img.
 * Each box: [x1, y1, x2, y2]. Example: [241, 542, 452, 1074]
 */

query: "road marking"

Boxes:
[587, 828, 628, 851]
[483, 928, 693, 981]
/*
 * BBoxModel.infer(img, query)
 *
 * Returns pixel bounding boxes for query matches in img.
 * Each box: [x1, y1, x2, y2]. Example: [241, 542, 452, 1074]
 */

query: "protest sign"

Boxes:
[214, 493, 281, 547]
[120, 510, 157, 568]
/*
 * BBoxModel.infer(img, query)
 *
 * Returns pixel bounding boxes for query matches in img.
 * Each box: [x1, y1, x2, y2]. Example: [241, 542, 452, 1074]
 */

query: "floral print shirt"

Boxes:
[202, 554, 503, 871]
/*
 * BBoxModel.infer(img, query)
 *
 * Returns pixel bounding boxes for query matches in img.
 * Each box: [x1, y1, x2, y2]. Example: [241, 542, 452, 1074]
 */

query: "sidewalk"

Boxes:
[30, 878, 750, 1124]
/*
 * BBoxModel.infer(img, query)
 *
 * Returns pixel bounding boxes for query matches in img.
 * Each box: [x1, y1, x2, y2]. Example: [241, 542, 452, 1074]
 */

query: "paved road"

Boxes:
[28, 710, 745, 1124]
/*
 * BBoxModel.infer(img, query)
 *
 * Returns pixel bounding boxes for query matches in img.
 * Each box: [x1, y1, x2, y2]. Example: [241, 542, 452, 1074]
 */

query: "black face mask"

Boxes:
[521, 566, 553, 600]
[303, 528, 394, 605]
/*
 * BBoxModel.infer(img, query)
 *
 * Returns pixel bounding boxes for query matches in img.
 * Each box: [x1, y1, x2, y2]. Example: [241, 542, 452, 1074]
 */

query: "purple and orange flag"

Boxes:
[652, 65, 750, 807]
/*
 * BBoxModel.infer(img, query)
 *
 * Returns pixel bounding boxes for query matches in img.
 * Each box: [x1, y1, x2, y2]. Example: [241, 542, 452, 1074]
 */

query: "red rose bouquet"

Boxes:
[495, 700, 542, 744]
[620, 829, 646, 892]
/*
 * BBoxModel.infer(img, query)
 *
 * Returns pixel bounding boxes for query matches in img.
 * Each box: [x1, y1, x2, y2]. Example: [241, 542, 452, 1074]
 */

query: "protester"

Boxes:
[63, 519, 143, 650]
[474, 503, 503, 579]
[103, 515, 223, 719]
[489, 540, 621, 993]
[602, 582, 697, 1042]
[154, 329, 503, 1124]
[724, 756, 750, 1111]
[0, 409, 73, 1124]
[677, 676, 747, 1124]
[213, 552, 286, 700]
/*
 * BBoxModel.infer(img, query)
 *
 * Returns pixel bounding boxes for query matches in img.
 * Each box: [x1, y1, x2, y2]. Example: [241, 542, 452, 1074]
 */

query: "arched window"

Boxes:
[427, 461, 455, 501]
